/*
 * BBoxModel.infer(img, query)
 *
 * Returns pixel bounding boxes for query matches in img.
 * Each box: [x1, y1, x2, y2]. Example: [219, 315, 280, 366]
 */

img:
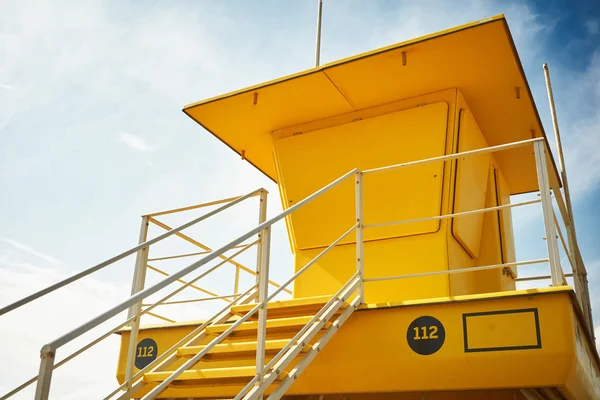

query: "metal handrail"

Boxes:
[22, 134, 583, 399]
[362, 137, 543, 175]
[147, 244, 250, 261]
[2, 241, 258, 400]
[364, 258, 549, 283]
[234, 273, 361, 400]
[28, 168, 357, 399]
[43, 169, 356, 352]
[103, 284, 258, 400]
[142, 293, 242, 306]
[0, 188, 264, 317]
[266, 223, 358, 300]
[148, 217, 292, 295]
[364, 199, 540, 229]
[139, 223, 358, 399]
[146, 264, 224, 300]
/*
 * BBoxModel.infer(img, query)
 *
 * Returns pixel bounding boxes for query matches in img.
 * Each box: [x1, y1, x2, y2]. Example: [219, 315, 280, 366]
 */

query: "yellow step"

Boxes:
[206, 315, 332, 337]
[231, 295, 342, 319]
[177, 338, 310, 358]
[143, 365, 286, 384]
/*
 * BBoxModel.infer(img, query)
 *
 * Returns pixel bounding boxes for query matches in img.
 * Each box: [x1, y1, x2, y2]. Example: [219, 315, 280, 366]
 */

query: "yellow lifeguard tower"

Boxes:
[2, 14, 598, 400]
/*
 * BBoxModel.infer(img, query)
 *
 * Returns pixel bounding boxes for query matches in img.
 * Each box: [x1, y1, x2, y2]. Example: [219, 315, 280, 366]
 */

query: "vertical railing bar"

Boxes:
[552, 210, 576, 271]
[33, 345, 54, 400]
[124, 216, 150, 390]
[254, 190, 270, 394]
[234, 266, 241, 296]
[533, 140, 564, 286]
[355, 171, 365, 303]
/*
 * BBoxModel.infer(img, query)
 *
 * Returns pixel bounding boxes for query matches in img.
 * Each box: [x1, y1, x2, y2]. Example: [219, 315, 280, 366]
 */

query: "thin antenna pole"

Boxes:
[543, 63, 595, 338]
[315, 0, 323, 67]
[543, 63, 574, 219]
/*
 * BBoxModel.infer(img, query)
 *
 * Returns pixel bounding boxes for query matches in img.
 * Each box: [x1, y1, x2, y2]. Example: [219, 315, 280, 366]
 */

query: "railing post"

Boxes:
[533, 141, 563, 286]
[355, 171, 365, 303]
[253, 190, 268, 300]
[254, 190, 271, 394]
[124, 215, 150, 390]
[34, 345, 55, 400]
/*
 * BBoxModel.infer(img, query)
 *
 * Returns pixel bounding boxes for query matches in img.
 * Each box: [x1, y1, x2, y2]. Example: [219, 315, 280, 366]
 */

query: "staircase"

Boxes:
[137, 276, 360, 400]
[1, 172, 364, 400]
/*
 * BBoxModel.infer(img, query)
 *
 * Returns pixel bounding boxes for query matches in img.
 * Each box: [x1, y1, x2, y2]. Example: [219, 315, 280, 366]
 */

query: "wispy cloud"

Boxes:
[586, 20, 599, 35]
[1, 237, 63, 265]
[563, 52, 600, 198]
[0, 84, 15, 92]
[118, 132, 155, 152]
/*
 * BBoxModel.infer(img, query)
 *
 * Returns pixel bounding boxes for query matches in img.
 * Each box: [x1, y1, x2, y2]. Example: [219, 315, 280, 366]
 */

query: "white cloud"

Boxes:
[1, 237, 64, 265]
[586, 20, 599, 35]
[562, 52, 600, 198]
[0, 83, 15, 91]
[0, 257, 130, 399]
[118, 132, 155, 153]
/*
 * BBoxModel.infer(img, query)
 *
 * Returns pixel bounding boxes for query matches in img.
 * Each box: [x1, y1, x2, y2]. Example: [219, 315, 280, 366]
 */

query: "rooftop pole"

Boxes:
[543, 63, 594, 339]
[315, 0, 323, 67]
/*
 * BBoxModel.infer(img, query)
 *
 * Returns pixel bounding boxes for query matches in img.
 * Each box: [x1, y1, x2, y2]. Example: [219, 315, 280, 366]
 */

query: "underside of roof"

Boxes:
[183, 15, 560, 195]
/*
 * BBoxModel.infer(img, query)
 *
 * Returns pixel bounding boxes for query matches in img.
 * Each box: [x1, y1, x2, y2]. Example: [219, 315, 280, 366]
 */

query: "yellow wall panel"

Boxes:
[496, 168, 517, 277]
[452, 108, 490, 258]
[464, 309, 540, 351]
[275, 102, 448, 250]
[294, 232, 449, 303]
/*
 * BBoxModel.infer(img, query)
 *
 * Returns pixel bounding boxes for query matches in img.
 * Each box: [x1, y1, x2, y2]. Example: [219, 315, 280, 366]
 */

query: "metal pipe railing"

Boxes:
[142, 293, 242, 306]
[0, 188, 264, 317]
[234, 273, 361, 400]
[32, 169, 357, 399]
[363, 138, 543, 175]
[267, 223, 357, 301]
[148, 244, 251, 262]
[103, 284, 258, 400]
[516, 273, 573, 282]
[148, 217, 291, 295]
[146, 264, 224, 300]
[22, 134, 583, 399]
[4, 243, 258, 400]
[364, 199, 540, 229]
[364, 259, 548, 283]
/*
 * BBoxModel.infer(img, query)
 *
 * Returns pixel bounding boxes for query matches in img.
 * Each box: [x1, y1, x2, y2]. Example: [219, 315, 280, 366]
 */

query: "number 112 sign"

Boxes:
[406, 316, 446, 355]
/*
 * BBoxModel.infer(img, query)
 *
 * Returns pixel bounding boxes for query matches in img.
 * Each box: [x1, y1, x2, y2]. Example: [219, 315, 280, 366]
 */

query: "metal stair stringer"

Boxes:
[269, 295, 360, 400]
[240, 275, 361, 400]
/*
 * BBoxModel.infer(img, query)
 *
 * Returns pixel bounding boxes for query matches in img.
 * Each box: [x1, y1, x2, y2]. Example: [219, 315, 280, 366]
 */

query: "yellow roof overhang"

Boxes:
[183, 15, 559, 195]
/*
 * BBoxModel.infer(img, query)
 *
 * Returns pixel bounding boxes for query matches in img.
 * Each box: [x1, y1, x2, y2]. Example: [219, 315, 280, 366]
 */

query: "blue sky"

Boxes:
[1, 0, 599, 398]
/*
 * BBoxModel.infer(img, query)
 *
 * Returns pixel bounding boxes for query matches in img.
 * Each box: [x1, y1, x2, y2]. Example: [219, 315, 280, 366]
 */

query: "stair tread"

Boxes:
[177, 338, 310, 357]
[231, 295, 334, 317]
[206, 315, 331, 336]
[143, 366, 287, 383]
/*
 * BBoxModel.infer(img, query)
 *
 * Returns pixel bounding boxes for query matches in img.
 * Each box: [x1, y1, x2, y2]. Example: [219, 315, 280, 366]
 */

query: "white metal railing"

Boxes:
[0, 134, 590, 400]
[0, 188, 284, 399]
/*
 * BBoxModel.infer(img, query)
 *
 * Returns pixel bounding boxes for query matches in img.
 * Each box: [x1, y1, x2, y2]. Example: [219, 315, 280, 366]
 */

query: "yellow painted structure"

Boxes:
[115, 14, 599, 400]
[117, 289, 600, 399]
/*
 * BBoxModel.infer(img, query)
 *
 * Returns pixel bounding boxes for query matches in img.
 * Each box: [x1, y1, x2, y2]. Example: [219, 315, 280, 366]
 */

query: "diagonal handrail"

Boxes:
[103, 284, 259, 400]
[30, 168, 357, 399]
[2, 241, 258, 400]
[235, 273, 361, 400]
[0, 188, 264, 317]
[43, 169, 356, 353]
